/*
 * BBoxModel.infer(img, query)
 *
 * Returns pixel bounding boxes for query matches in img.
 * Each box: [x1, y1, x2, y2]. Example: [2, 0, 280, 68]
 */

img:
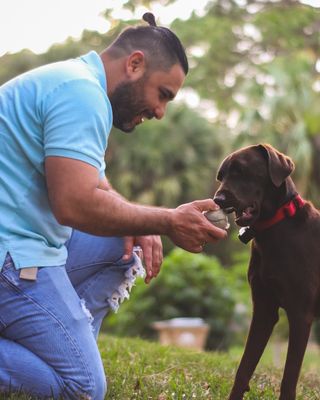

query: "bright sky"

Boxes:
[1, 0, 319, 57]
[0, 0, 210, 56]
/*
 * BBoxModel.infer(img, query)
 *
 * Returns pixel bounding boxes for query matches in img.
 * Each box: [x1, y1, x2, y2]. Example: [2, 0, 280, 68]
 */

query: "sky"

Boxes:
[0, 0, 210, 56]
[1, 0, 319, 57]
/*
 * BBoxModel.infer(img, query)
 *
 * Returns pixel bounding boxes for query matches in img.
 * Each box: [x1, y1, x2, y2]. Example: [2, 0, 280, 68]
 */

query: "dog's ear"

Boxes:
[258, 144, 294, 187]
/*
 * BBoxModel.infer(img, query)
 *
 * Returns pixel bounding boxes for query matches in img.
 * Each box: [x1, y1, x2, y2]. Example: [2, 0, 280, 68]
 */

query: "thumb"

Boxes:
[193, 198, 219, 212]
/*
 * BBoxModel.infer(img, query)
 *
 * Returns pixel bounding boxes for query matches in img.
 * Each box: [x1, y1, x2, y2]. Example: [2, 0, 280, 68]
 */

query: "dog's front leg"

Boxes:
[229, 283, 279, 400]
[279, 310, 313, 400]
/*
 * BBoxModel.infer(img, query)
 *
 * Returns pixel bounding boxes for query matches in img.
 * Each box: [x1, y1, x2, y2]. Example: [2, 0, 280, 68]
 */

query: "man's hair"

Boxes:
[108, 12, 188, 75]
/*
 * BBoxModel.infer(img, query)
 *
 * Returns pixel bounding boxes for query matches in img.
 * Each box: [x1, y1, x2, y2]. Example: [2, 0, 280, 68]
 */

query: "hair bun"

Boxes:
[142, 12, 157, 27]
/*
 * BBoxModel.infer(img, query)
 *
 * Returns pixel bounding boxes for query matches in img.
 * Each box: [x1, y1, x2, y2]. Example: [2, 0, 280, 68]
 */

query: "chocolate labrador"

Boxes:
[213, 143, 320, 400]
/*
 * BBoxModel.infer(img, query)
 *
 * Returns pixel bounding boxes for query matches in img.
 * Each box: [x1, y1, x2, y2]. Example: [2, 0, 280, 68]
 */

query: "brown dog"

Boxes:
[214, 143, 320, 400]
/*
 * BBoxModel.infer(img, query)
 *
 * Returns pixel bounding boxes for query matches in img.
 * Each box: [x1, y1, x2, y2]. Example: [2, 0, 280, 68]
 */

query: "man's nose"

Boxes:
[154, 103, 166, 120]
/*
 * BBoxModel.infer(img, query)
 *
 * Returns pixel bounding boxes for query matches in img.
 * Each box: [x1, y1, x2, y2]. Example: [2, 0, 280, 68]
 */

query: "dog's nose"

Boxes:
[213, 192, 227, 208]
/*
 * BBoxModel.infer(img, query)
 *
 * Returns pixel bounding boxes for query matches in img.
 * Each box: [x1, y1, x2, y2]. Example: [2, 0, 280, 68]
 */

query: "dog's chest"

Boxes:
[250, 231, 320, 308]
[252, 252, 286, 285]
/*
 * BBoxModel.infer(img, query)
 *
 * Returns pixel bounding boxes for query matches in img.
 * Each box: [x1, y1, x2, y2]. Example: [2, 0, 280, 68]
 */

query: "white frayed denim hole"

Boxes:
[80, 298, 94, 332]
[108, 253, 145, 313]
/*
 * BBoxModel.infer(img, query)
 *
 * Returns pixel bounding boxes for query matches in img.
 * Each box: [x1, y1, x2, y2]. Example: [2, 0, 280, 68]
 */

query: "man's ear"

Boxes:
[258, 143, 295, 187]
[126, 51, 146, 80]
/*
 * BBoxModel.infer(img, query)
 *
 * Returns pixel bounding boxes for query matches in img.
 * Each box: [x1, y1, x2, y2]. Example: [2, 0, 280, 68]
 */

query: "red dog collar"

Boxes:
[253, 194, 305, 231]
[239, 195, 305, 244]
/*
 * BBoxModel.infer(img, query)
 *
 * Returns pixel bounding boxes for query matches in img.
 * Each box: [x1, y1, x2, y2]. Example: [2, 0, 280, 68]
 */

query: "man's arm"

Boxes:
[45, 156, 227, 252]
[97, 175, 121, 195]
[46, 156, 172, 236]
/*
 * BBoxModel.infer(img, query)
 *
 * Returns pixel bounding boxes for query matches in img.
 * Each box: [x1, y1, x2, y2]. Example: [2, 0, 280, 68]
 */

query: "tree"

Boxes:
[172, 0, 320, 202]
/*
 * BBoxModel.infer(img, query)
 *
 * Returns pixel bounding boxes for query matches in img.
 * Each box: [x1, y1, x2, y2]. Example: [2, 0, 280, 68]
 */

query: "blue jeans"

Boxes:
[0, 231, 145, 399]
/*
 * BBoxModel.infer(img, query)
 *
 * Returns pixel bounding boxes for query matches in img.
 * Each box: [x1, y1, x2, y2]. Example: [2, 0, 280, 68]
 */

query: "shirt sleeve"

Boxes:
[99, 159, 106, 179]
[42, 79, 111, 172]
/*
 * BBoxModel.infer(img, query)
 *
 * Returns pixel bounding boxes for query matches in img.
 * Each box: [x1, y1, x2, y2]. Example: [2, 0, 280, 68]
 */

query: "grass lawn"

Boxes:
[100, 334, 320, 400]
[2, 334, 320, 399]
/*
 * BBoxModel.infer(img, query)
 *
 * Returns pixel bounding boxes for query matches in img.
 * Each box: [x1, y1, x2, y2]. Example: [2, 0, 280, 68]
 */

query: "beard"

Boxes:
[109, 78, 152, 133]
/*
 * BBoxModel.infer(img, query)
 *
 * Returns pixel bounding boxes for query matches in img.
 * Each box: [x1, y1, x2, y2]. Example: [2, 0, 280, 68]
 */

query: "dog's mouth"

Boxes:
[229, 204, 259, 227]
[215, 194, 260, 226]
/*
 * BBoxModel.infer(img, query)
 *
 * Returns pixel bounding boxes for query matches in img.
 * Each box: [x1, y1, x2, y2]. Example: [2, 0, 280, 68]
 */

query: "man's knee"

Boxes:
[89, 369, 107, 400]
[63, 366, 107, 400]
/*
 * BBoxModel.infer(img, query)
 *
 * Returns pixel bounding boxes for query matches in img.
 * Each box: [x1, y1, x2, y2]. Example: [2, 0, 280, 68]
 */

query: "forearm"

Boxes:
[97, 176, 126, 200]
[61, 187, 172, 236]
[46, 157, 227, 253]
[89, 176, 169, 236]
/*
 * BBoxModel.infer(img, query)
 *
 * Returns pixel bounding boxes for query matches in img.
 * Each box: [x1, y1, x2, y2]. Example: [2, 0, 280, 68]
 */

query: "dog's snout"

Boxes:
[214, 192, 227, 208]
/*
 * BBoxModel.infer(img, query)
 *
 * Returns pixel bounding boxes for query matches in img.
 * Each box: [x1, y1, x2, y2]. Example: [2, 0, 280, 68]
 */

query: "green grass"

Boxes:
[2, 334, 320, 399]
[101, 335, 320, 400]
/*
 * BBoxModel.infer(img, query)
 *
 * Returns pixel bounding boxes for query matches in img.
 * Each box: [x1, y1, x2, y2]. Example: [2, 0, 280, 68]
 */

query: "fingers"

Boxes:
[180, 241, 210, 254]
[168, 199, 228, 252]
[134, 236, 163, 284]
[144, 236, 163, 284]
[195, 244, 205, 253]
[206, 222, 228, 241]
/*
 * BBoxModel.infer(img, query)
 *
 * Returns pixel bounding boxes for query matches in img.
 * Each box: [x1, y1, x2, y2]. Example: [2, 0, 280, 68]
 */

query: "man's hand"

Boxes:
[122, 235, 163, 284]
[168, 199, 228, 253]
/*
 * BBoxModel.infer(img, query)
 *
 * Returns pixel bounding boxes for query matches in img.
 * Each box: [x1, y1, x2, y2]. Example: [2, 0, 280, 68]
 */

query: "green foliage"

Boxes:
[234, 52, 320, 202]
[173, 0, 320, 203]
[104, 248, 237, 350]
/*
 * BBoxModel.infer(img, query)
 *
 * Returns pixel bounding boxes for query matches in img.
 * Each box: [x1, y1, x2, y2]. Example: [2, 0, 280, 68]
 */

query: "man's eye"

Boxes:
[159, 88, 173, 101]
[159, 90, 167, 100]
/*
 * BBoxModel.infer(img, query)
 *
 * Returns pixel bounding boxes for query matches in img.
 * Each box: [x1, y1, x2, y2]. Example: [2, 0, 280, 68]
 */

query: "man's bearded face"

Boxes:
[109, 77, 154, 133]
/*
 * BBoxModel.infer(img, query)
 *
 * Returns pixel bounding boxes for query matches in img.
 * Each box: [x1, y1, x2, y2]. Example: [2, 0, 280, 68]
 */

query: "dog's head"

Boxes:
[214, 144, 294, 227]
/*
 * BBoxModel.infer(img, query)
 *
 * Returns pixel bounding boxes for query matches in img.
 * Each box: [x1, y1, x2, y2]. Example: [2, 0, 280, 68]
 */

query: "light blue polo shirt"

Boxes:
[0, 51, 113, 269]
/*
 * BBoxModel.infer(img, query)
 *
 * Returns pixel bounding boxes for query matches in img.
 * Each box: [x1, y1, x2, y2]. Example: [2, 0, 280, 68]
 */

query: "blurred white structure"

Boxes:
[152, 317, 209, 351]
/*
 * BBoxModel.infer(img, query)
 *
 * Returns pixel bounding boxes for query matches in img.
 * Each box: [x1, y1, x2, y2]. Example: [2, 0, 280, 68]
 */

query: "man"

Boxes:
[0, 13, 226, 399]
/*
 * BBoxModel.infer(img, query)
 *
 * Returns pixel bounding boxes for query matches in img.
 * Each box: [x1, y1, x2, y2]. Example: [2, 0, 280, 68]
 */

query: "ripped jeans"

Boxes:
[0, 231, 145, 399]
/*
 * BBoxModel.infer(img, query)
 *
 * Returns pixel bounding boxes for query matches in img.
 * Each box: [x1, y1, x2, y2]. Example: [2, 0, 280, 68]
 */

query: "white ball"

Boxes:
[204, 209, 230, 230]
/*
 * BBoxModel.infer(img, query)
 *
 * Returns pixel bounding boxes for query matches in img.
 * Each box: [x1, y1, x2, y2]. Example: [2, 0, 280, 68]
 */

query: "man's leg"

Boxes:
[65, 231, 145, 338]
[0, 254, 106, 399]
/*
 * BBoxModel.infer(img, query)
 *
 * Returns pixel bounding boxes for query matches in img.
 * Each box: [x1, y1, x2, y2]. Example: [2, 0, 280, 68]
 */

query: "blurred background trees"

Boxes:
[2, 0, 318, 205]
[105, 248, 240, 350]
[1, 0, 320, 348]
